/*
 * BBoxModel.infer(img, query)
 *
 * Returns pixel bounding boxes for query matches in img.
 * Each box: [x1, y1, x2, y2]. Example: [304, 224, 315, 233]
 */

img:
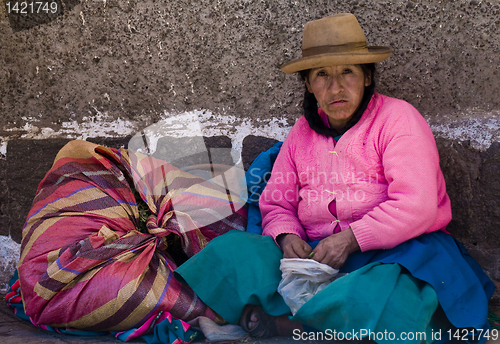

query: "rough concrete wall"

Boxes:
[1, 0, 500, 303]
[1, 0, 499, 136]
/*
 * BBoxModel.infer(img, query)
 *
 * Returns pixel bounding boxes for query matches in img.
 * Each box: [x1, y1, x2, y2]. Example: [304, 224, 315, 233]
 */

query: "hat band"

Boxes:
[302, 42, 368, 57]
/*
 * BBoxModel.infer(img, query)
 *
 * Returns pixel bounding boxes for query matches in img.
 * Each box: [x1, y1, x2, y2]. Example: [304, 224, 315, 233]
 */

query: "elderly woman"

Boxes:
[175, 13, 494, 343]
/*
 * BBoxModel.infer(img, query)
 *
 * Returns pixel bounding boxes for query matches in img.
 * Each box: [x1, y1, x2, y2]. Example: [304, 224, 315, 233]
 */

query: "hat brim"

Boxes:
[280, 46, 392, 74]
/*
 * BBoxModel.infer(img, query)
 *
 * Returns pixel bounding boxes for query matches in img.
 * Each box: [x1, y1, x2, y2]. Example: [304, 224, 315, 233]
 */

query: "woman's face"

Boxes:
[306, 65, 371, 130]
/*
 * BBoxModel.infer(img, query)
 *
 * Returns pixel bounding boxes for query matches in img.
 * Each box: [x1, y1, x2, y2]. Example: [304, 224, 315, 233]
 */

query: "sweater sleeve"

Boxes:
[350, 113, 450, 251]
[260, 130, 307, 243]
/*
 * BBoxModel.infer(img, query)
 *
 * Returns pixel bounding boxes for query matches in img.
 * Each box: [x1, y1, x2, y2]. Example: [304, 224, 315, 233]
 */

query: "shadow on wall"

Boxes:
[5, 0, 79, 32]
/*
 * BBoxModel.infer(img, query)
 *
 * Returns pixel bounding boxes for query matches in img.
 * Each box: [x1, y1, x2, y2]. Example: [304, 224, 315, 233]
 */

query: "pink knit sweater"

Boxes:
[260, 93, 452, 251]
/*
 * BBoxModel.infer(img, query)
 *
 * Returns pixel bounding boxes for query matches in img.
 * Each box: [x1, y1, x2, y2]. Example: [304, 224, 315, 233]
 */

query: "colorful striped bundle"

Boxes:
[17, 140, 247, 332]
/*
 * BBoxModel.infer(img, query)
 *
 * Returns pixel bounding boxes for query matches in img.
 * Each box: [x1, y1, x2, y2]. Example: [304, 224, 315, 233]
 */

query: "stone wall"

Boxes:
[1, 0, 500, 304]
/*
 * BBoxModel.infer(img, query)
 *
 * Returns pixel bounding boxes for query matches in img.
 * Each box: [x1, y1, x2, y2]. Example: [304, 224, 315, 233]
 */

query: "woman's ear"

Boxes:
[364, 72, 372, 87]
[305, 77, 313, 94]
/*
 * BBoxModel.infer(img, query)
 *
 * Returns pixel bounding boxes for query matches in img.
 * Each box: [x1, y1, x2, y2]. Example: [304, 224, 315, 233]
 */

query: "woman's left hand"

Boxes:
[311, 228, 360, 269]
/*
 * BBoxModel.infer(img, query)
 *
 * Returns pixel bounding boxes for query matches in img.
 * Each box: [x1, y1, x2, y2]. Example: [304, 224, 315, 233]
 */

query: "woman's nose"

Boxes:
[327, 76, 344, 94]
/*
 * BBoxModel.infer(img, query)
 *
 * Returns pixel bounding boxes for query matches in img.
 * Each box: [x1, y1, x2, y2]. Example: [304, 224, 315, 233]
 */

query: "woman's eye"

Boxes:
[342, 69, 352, 74]
[317, 71, 327, 77]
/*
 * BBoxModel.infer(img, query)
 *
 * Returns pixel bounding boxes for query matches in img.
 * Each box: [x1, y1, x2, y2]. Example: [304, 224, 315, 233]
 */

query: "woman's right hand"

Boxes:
[277, 234, 312, 259]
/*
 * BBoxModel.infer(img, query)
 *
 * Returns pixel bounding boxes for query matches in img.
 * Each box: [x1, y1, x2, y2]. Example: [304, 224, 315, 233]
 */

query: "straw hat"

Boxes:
[280, 13, 392, 74]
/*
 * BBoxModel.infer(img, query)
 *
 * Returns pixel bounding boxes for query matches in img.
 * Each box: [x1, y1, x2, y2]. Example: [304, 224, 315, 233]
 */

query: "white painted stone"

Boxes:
[0, 140, 6, 159]
[0, 236, 20, 292]
[1, 109, 293, 163]
[429, 109, 500, 151]
[2, 108, 499, 159]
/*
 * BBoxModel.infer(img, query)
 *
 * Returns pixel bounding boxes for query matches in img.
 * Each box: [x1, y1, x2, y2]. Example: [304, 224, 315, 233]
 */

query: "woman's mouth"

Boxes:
[331, 100, 347, 105]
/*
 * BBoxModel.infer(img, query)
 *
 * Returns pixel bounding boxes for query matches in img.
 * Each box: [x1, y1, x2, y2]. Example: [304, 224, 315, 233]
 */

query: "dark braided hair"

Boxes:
[299, 63, 376, 138]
